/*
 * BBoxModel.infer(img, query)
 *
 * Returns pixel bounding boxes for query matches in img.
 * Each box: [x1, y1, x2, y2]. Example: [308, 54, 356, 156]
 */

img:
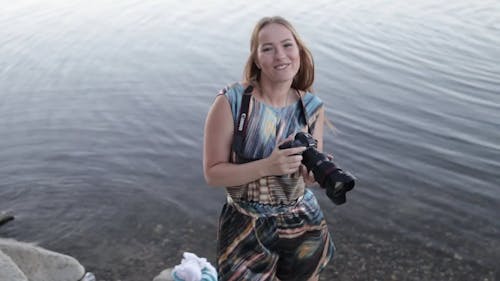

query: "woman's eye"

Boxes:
[284, 43, 293, 48]
[262, 47, 272, 52]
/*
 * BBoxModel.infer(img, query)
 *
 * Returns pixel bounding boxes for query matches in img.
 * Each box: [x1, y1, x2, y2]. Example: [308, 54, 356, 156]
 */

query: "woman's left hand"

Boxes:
[300, 164, 316, 186]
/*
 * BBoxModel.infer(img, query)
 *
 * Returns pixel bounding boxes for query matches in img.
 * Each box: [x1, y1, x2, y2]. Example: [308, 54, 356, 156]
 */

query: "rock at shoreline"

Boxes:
[0, 212, 14, 227]
[153, 268, 174, 281]
[0, 237, 215, 281]
[0, 238, 85, 281]
[0, 250, 28, 281]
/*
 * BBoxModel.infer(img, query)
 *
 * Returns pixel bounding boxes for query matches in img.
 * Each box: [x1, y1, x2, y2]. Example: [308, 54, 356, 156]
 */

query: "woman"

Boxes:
[203, 16, 334, 281]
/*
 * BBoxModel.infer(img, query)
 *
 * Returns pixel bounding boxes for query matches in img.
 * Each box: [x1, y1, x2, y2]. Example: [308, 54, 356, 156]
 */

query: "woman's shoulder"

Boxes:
[302, 91, 324, 108]
[216, 82, 248, 120]
[218, 82, 245, 97]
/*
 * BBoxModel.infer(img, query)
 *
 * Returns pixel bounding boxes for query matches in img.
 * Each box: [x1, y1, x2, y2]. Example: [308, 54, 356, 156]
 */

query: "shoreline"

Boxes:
[1, 204, 497, 281]
[34, 218, 499, 281]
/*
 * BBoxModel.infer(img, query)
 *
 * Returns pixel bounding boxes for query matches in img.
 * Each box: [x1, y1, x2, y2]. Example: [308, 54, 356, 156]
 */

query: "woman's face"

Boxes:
[256, 23, 300, 84]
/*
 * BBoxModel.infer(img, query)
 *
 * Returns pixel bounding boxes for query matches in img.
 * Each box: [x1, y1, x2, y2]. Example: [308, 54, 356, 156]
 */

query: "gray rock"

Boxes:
[0, 250, 28, 281]
[0, 212, 14, 227]
[0, 238, 85, 281]
[152, 268, 174, 281]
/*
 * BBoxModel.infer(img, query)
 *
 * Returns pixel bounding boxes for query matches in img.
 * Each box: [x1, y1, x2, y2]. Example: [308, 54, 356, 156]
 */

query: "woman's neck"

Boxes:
[257, 80, 293, 108]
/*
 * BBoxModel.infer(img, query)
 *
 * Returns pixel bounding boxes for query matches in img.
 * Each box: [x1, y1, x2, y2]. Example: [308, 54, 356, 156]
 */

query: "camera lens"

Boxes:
[294, 132, 355, 205]
[279, 132, 355, 205]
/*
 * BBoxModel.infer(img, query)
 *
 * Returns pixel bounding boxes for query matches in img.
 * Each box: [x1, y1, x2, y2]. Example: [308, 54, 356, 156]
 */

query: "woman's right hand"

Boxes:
[264, 141, 307, 176]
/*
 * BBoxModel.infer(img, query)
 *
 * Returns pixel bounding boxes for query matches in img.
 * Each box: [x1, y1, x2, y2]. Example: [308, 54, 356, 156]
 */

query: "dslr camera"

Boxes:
[279, 132, 355, 205]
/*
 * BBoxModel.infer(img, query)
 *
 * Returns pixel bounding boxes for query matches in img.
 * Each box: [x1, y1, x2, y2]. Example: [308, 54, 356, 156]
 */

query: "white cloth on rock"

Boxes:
[171, 252, 217, 281]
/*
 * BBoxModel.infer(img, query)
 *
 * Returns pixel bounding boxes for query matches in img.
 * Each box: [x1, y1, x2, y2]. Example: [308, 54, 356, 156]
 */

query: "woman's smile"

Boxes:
[274, 63, 290, 70]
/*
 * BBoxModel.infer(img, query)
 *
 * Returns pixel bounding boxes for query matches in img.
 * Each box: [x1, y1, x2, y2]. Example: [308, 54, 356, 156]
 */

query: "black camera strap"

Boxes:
[232, 85, 254, 155]
[232, 85, 311, 157]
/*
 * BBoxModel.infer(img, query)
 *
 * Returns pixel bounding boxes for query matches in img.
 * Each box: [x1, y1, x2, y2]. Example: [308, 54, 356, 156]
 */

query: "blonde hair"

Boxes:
[243, 16, 315, 92]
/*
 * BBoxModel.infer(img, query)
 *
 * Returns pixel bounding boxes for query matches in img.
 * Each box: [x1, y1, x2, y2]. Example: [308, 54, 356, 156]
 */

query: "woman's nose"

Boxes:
[274, 47, 286, 59]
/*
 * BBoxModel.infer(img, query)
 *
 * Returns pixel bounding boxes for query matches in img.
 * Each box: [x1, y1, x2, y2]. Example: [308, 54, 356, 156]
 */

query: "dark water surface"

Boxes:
[1, 0, 499, 280]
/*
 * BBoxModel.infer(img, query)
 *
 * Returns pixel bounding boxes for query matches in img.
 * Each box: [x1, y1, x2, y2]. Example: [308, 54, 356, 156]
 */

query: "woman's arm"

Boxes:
[301, 105, 326, 185]
[203, 95, 306, 187]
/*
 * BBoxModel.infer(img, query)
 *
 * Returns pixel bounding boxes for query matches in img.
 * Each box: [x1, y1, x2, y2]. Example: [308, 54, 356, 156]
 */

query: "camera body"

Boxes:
[279, 132, 355, 205]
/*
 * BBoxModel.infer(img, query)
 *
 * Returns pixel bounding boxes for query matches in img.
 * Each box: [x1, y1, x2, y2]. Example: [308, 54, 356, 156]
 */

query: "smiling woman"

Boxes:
[203, 16, 334, 281]
[255, 25, 301, 88]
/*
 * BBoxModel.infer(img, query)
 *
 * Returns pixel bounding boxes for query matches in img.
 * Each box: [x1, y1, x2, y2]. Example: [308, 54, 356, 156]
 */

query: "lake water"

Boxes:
[1, 0, 499, 280]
